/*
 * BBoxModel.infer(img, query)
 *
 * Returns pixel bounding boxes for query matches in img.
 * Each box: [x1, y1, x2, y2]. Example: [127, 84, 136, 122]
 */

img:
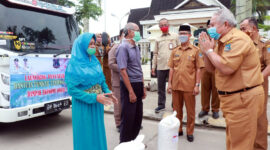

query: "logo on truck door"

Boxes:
[14, 40, 22, 50]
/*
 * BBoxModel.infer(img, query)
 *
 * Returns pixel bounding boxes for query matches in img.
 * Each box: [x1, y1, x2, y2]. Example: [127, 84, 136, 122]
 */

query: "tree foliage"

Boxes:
[230, 0, 270, 24]
[41, 0, 102, 25]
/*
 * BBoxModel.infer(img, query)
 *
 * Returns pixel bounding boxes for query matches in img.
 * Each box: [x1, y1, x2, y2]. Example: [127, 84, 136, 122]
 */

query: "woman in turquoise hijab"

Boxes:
[65, 33, 117, 150]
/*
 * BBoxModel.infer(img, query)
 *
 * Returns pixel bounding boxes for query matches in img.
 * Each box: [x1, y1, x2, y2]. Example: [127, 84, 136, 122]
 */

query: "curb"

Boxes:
[104, 107, 270, 136]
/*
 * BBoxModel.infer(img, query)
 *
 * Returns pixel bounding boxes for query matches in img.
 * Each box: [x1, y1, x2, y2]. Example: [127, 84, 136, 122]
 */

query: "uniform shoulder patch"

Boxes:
[267, 45, 270, 53]
[199, 52, 203, 57]
[224, 43, 231, 52]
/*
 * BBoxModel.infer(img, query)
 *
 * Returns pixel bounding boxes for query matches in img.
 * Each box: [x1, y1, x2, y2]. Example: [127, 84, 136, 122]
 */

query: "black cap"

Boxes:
[23, 58, 27, 61]
[207, 20, 210, 26]
[179, 25, 191, 32]
[14, 58, 18, 62]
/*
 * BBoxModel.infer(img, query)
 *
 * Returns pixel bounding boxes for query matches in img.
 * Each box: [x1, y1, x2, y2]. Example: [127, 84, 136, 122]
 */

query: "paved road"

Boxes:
[1, 109, 268, 150]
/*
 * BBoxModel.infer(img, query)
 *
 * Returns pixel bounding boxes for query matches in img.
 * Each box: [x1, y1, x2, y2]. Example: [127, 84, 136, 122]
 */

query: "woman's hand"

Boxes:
[110, 93, 118, 104]
[97, 93, 118, 105]
[96, 93, 113, 105]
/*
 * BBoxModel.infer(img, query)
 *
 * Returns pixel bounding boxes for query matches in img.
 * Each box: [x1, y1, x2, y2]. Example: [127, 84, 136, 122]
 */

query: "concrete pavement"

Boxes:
[0, 109, 230, 150]
[105, 64, 270, 134]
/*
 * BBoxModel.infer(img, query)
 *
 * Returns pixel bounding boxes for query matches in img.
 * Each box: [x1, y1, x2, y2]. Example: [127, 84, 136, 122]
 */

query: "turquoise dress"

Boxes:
[65, 33, 110, 150]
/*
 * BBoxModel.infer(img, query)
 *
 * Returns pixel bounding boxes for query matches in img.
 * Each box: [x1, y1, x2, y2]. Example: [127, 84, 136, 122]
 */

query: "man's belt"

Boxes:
[217, 85, 259, 95]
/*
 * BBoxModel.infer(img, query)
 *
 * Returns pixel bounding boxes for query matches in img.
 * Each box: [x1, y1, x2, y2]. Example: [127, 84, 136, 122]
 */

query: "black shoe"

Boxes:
[155, 107, 165, 113]
[198, 111, 208, 118]
[187, 135, 194, 142]
[117, 126, 120, 133]
[212, 112, 219, 119]
[178, 131, 183, 136]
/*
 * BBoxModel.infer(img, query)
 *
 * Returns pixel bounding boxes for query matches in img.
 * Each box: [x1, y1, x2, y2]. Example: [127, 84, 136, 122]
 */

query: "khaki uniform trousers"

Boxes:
[219, 86, 264, 150]
[254, 80, 269, 150]
[112, 86, 121, 127]
[201, 68, 220, 112]
[172, 90, 195, 135]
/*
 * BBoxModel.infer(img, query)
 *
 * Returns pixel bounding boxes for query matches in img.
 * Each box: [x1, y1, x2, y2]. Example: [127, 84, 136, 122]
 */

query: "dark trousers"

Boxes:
[157, 70, 169, 108]
[120, 81, 143, 143]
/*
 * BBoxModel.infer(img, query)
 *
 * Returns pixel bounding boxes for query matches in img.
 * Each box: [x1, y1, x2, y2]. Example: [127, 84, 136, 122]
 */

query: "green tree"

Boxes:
[258, 16, 270, 31]
[41, 0, 102, 25]
[231, 0, 270, 24]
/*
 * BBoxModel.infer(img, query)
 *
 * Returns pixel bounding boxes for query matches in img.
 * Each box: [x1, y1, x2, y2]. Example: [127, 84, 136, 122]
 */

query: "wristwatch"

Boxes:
[206, 49, 214, 55]
[195, 83, 200, 87]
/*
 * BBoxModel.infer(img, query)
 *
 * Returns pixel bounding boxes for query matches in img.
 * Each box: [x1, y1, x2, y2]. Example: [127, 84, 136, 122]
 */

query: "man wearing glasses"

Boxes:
[152, 18, 179, 113]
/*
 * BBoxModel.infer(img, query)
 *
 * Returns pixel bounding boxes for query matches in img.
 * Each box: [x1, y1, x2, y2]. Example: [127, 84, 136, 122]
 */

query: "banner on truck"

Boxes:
[10, 56, 69, 108]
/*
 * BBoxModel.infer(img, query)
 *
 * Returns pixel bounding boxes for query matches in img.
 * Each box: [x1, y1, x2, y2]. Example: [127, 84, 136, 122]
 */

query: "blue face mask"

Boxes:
[179, 35, 189, 43]
[207, 27, 221, 40]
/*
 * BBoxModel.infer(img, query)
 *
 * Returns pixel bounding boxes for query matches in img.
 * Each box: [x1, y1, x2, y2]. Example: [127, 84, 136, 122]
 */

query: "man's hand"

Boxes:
[167, 83, 172, 94]
[151, 68, 156, 76]
[193, 86, 199, 95]
[142, 87, 147, 99]
[199, 32, 215, 54]
[129, 91, 137, 103]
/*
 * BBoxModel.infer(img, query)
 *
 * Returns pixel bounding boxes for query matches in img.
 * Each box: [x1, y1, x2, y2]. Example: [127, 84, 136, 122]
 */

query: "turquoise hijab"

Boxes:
[65, 33, 105, 88]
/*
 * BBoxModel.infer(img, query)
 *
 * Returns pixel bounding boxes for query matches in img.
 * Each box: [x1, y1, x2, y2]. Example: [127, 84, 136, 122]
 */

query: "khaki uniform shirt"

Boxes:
[254, 35, 270, 71]
[214, 28, 263, 91]
[108, 43, 120, 87]
[152, 33, 179, 70]
[168, 43, 204, 92]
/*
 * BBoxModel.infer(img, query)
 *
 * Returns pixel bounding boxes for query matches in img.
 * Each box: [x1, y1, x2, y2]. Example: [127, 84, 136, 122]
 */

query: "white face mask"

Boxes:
[179, 35, 188, 43]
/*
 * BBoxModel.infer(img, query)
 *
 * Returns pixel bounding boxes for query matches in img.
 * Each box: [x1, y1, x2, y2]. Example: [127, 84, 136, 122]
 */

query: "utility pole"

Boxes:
[83, 18, 89, 32]
[235, 0, 252, 24]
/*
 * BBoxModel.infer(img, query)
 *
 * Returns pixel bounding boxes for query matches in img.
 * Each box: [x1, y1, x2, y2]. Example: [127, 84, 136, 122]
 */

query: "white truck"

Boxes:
[0, 0, 79, 122]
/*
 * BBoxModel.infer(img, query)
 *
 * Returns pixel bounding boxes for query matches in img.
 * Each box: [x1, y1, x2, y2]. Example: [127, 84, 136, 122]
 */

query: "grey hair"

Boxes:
[214, 8, 237, 27]
[123, 22, 136, 37]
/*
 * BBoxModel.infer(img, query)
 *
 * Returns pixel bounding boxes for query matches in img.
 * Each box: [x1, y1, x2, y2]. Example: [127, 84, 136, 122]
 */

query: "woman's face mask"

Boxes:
[87, 48, 96, 55]
[87, 39, 96, 55]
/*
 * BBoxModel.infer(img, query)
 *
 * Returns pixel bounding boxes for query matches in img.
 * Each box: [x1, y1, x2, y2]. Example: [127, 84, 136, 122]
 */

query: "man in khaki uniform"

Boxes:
[199, 9, 264, 150]
[109, 29, 124, 132]
[167, 25, 204, 142]
[199, 20, 220, 119]
[240, 17, 270, 150]
[151, 18, 179, 113]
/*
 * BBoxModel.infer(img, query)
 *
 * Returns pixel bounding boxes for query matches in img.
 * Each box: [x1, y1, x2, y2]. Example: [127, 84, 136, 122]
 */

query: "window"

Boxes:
[0, 2, 78, 54]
